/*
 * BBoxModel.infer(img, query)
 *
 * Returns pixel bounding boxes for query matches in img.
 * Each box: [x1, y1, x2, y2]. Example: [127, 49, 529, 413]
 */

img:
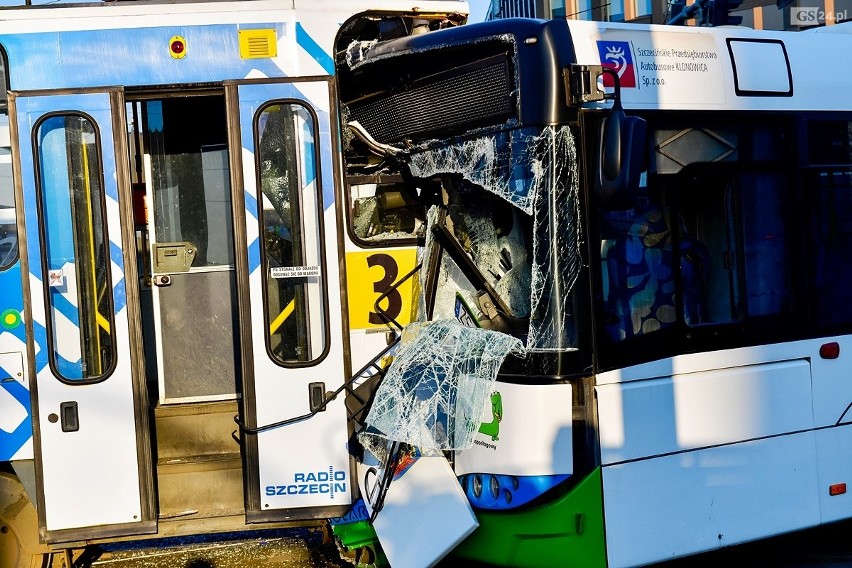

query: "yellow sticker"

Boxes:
[345, 249, 418, 330]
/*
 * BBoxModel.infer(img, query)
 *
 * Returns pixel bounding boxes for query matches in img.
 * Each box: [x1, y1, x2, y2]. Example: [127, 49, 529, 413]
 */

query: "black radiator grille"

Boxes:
[348, 55, 515, 144]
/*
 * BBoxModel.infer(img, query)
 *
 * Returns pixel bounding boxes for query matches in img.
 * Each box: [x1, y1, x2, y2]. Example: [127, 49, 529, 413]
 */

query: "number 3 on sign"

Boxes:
[345, 249, 417, 330]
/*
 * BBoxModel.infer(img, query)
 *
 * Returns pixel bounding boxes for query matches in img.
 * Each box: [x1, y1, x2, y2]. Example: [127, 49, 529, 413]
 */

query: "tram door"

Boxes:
[10, 89, 155, 541]
[126, 92, 249, 523]
[129, 82, 352, 521]
[133, 94, 240, 404]
[227, 78, 352, 520]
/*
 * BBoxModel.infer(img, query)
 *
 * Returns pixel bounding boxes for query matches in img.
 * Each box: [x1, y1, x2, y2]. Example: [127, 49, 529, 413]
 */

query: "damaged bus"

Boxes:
[337, 15, 852, 568]
[0, 0, 467, 566]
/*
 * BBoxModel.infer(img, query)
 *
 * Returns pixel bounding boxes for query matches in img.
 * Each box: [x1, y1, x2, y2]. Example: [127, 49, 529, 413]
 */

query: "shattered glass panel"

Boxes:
[408, 126, 582, 351]
[344, 40, 379, 71]
[445, 182, 531, 319]
[528, 126, 582, 351]
[409, 130, 537, 214]
[415, 205, 440, 322]
[359, 319, 523, 454]
[356, 126, 581, 454]
[431, 250, 483, 324]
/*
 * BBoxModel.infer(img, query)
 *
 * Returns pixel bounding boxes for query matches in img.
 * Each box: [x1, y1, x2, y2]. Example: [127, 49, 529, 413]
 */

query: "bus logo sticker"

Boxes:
[597, 40, 637, 88]
[597, 31, 725, 104]
[477, 391, 503, 442]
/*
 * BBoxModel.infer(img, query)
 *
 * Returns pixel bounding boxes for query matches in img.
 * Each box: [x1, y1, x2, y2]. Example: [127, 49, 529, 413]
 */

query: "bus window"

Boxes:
[600, 126, 739, 342]
[599, 121, 797, 346]
[256, 102, 328, 365]
[739, 172, 791, 318]
[36, 114, 114, 381]
[807, 119, 852, 331]
[680, 169, 791, 324]
[663, 169, 740, 328]
[599, 193, 682, 340]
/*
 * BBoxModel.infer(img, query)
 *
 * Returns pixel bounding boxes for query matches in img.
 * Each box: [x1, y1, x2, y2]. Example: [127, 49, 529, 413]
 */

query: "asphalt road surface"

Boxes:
[85, 518, 852, 567]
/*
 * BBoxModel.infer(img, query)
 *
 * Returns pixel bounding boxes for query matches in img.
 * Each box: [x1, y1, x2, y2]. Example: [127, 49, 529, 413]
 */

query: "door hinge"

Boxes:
[564, 64, 606, 106]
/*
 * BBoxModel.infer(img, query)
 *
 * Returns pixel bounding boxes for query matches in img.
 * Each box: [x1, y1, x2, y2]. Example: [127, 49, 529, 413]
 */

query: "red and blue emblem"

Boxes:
[596, 40, 637, 88]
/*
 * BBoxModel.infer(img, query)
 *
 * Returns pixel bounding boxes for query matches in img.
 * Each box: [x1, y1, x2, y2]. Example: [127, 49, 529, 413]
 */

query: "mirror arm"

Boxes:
[599, 67, 623, 111]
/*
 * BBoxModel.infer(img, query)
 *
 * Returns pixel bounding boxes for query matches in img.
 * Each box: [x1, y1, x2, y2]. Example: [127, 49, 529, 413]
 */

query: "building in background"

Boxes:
[484, 0, 850, 29]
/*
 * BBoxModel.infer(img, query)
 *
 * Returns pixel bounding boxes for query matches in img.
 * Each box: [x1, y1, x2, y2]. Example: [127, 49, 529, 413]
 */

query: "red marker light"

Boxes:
[169, 36, 187, 59]
[820, 342, 840, 359]
[829, 483, 846, 496]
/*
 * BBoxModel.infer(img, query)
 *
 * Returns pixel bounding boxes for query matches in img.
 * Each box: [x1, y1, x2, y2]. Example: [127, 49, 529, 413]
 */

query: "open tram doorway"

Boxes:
[126, 91, 240, 405]
[125, 90, 246, 524]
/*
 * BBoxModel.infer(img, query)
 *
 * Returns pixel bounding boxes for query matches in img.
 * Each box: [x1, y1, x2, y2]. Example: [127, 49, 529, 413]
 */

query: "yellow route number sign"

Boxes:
[345, 249, 418, 330]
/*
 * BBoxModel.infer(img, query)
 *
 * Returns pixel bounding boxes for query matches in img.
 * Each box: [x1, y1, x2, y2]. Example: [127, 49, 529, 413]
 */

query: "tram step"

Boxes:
[157, 453, 245, 519]
[154, 400, 241, 461]
[88, 532, 334, 567]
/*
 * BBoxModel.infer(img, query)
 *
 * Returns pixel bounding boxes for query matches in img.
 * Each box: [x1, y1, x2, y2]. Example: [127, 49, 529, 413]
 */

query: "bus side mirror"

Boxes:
[595, 108, 647, 210]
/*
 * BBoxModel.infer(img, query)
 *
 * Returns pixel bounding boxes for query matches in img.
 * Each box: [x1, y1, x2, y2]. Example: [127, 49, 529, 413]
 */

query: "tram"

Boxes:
[0, 1, 466, 565]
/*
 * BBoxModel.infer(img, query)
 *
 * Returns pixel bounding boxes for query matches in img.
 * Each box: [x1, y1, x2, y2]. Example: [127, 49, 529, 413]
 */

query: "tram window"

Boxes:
[146, 98, 234, 267]
[0, 46, 16, 270]
[256, 102, 328, 365]
[0, 139, 15, 267]
[0, 47, 7, 116]
[0, 204, 14, 269]
[347, 176, 424, 244]
[36, 114, 114, 381]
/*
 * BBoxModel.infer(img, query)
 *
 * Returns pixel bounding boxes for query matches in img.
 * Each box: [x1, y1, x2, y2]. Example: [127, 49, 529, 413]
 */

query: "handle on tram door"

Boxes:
[59, 401, 79, 432]
[309, 382, 327, 412]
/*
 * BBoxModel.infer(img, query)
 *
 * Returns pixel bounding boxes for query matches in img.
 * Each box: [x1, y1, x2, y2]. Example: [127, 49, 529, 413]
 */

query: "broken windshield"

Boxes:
[408, 125, 582, 352]
[356, 124, 584, 455]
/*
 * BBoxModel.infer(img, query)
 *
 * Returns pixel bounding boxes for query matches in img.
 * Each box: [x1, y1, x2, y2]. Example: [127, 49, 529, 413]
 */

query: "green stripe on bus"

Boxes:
[450, 468, 607, 568]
